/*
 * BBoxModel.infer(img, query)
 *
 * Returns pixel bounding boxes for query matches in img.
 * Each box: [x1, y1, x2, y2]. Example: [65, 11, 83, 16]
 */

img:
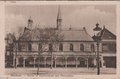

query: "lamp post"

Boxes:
[93, 23, 102, 75]
[37, 42, 42, 75]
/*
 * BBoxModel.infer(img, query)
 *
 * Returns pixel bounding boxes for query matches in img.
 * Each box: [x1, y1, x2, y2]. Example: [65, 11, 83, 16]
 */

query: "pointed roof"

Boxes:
[98, 26, 116, 40]
[57, 6, 62, 20]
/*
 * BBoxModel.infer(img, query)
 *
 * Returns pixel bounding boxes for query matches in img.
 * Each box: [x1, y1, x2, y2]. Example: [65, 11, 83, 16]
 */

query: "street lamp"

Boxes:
[93, 23, 102, 75]
[37, 42, 42, 75]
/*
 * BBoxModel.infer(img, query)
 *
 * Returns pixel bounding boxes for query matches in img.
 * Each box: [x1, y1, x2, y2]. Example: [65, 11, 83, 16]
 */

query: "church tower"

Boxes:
[57, 6, 62, 30]
[27, 16, 33, 29]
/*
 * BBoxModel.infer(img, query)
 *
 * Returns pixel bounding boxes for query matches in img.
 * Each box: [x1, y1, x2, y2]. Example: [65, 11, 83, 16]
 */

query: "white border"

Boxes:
[0, 1, 120, 79]
[0, 1, 5, 76]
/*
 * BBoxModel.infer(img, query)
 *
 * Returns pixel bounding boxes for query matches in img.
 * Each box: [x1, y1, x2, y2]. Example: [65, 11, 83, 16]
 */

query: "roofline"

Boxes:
[84, 28, 93, 41]
[15, 40, 94, 43]
[61, 29, 85, 31]
[101, 27, 116, 38]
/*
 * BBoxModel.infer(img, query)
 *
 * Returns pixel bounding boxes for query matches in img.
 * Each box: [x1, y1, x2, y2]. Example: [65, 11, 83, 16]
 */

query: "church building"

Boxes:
[5, 7, 116, 68]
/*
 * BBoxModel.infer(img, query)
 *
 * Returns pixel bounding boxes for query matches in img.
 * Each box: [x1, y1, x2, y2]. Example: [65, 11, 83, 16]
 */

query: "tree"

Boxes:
[36, 27, 64, 75]
[5, 33, 16, 67]
[10, 26, 64, 74]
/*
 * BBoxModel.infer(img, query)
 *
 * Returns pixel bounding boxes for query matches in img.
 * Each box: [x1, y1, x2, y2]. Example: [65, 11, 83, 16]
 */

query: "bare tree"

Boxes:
[7, 26, 64, 74]
[35, 27, 64, 75]
[5, 33, 16, 68]
[14, 27, 24, 68]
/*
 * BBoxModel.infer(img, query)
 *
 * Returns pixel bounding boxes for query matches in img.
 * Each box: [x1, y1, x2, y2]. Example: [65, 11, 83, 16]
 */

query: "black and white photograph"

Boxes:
[4, 2, 117, 77]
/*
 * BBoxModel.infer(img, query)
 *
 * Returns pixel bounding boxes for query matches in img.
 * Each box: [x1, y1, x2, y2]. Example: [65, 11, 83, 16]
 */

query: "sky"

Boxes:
[5, 5, 116, 37]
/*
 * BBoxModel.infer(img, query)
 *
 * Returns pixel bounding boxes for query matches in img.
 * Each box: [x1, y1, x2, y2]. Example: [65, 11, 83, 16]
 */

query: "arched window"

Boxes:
[28, 43, 32, 51]
[80, 44, 84, 52]
[70, 44, 73, 51]
[59, 43, 63, 51]
[38, 43, 42, 51]
[49, 44, 53, 51]
[18, 43, 21, 51]
[91, 44, 95, 52]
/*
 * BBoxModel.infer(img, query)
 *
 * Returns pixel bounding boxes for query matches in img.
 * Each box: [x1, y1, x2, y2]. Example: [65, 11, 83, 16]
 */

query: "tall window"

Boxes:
[38, 43, 42, 51]
[70, 44, 73, 51]
[91, 44, 95, 52]
[18, 43, 21, 51]
[28, 43, 32, 51]
[49, 44, 53, 51]
[80, 44, 84, 52]
[59, 43, 63, 51]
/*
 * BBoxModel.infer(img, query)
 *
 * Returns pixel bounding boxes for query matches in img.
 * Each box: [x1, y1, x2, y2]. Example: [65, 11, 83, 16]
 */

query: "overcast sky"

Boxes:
[5, 5, 116, 37]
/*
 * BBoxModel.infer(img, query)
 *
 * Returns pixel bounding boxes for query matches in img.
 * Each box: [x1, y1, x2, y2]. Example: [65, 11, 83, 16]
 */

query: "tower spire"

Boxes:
[57, 6, 62, 30]
[28, 16, 33, 29]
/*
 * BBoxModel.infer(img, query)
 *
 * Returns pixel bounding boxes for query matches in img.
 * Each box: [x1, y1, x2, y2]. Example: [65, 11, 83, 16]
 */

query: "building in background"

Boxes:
[94, 26, 116, 68]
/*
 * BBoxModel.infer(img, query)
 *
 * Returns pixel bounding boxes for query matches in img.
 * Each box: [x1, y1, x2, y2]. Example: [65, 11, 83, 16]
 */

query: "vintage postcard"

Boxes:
[0, 1, 120, 79]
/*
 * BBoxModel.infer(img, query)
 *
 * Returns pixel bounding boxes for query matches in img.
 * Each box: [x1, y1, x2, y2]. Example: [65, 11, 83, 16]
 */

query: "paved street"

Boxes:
[5, 68, 116, 76]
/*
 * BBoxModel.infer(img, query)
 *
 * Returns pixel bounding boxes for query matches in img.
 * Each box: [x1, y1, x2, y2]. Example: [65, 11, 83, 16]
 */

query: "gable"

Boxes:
[100, 27, 116, 40]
